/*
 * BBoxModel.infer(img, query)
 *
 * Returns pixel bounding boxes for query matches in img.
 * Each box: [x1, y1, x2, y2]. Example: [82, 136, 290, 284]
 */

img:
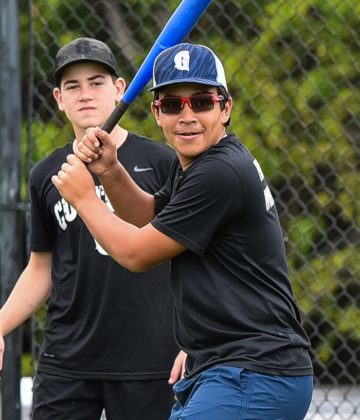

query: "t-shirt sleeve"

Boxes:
[152, 159, 244, 255]
[28, 167, 56, 252]
[154, 175, 173, 215]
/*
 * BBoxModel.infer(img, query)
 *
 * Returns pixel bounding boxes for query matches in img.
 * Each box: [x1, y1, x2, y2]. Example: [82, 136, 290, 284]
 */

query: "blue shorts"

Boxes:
[170, 366, 313, 420]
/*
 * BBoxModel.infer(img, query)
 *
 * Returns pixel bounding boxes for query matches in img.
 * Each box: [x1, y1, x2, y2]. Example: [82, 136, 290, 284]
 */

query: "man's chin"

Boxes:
[79, 118, 104, 129]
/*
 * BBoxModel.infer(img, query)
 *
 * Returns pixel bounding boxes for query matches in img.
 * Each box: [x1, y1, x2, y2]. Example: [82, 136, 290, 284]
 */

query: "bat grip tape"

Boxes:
[102, 100, 129, 133]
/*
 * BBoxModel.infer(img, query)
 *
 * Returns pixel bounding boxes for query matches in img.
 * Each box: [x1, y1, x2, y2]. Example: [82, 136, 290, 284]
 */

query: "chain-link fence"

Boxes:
[3, 0, 360, 418]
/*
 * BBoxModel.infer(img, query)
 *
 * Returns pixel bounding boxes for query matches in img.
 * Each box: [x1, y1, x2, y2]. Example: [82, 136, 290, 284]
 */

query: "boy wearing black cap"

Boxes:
[53, 42, 314, 419]
[0, 38, 181, 420]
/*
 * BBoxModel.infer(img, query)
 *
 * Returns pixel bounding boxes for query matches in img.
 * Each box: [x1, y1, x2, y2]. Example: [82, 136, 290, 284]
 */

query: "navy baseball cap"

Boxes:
[150, 43, 229, 95]
[54, 38, 118, 84]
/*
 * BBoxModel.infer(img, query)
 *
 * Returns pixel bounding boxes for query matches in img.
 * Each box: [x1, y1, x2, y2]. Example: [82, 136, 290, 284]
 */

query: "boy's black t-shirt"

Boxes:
[29, 132, 178, 380]
[153, 134, 313, 378]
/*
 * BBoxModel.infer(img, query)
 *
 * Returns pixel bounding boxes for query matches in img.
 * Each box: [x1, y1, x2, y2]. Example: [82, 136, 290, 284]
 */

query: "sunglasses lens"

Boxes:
[190, 96, 215, 112]
[156, 95, 223, 114]
[160, 98, 182, 114]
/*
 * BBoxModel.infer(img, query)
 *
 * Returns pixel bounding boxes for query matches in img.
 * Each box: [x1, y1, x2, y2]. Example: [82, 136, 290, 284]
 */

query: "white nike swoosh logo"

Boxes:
[134, 165, 154, 172]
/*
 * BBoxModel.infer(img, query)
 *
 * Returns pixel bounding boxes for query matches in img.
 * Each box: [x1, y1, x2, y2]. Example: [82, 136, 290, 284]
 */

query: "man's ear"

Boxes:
[221, 97, 233, 125]
[114, 77, 126, 102]
[151, 102, 162, 126]
[53, 87, 64, 111]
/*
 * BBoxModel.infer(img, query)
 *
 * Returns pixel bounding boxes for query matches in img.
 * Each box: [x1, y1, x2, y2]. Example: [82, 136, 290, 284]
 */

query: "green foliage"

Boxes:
[30, 121, 73, 162]
[287, 215, 325, 256]
[21, 353, 33, 377]
[291, 247, 360, 366]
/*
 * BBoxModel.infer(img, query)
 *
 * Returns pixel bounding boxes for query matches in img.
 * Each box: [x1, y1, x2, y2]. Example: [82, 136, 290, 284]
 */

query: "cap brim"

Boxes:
[149, 78, 224, 92]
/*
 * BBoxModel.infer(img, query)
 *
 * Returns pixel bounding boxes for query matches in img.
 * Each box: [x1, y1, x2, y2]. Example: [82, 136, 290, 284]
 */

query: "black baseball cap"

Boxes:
[54, 37, 118, 84]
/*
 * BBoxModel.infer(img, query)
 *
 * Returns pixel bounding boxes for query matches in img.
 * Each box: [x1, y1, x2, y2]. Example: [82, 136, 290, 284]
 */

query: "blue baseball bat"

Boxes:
[102, 0, 212, 133]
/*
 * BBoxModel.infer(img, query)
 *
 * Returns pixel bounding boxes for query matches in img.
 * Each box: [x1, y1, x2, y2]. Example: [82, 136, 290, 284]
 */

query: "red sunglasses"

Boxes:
[153, 94, 225, 115]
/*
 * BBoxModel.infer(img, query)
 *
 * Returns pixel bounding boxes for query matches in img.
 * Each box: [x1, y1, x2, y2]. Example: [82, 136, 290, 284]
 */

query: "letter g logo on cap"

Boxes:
[174, 50, 190, 71]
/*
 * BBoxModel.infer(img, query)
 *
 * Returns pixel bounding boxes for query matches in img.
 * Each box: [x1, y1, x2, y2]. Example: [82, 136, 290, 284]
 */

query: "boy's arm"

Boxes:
[0, 252, 52, 369]
[99, 159, 156, 227]
[75, 127, 156, 227]
[52, 157, 185, 272]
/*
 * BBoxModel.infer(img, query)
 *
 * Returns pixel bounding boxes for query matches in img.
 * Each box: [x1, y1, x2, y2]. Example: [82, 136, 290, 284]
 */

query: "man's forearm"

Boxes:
[99, 161, 156, 227]
[0, 265, 51, 337]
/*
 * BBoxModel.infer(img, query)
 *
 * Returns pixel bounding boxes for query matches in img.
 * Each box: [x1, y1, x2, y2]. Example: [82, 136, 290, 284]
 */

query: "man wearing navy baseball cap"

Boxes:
[150, 43, 228, 94]
[53, 42, 314, 419]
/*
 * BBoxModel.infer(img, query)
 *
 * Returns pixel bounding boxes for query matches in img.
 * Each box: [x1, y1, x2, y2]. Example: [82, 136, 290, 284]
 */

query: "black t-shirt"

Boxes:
[29, 132, 179, 380]
[152, 134, 313, 378]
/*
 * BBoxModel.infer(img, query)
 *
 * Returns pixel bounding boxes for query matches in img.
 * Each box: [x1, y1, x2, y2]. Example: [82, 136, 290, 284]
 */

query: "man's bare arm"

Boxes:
[75, 127, 156, 226]
[0, 252, 52, 369]
[100, 159, 156, 227]
[52, 155, 185, 272]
